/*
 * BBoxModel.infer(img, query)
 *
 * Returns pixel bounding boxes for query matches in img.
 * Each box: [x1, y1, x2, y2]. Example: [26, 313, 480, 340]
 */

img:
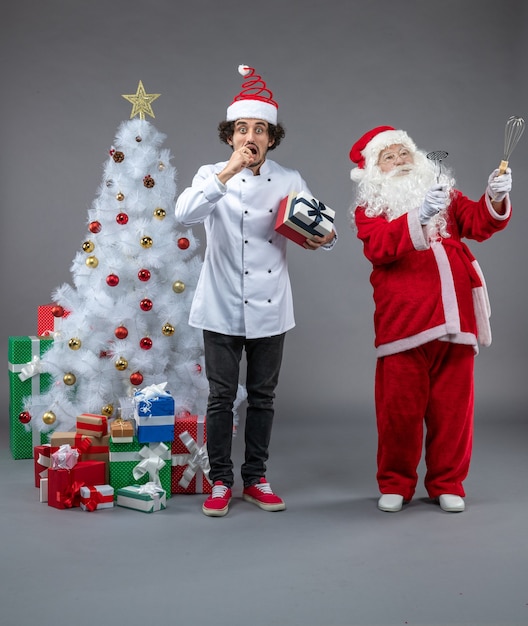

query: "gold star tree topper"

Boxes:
[122, 80, 161, 119]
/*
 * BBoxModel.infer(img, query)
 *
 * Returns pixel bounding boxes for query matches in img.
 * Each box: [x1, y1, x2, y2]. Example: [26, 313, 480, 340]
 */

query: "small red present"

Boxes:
[171, 415, 212, 494]
[37, 303, 70, 336]
[48, 461, 106, 510]
[77, 413, 108, 437]
[34, 444, 51, 487]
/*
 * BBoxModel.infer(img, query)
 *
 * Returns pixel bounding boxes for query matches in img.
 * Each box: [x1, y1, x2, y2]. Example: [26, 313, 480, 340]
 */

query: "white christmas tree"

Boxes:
[25, 81, 210, 434]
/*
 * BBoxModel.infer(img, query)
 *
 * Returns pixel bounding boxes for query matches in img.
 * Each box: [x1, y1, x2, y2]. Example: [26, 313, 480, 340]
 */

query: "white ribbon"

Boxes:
[132, 442, 169, 486]
[138, 481, 165, 497]
[173, 430, 211, 490]
[138, 482, 166, 511]
[51, 443, 79, 469]
[18, 356, 43, 382]
[37, 446, 51, 480]
[135, 382, 170, 401]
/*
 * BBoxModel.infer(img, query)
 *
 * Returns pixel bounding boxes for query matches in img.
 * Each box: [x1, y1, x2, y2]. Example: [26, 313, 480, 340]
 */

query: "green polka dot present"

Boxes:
[8, 336, 54, 459]
[109, 437, 171, 498]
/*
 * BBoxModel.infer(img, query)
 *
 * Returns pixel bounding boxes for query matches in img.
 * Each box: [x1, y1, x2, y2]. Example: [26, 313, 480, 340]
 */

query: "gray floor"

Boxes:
[1, 404, 527, 626]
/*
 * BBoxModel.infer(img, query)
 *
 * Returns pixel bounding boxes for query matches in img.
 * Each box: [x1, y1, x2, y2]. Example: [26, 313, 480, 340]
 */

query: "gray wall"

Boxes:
[2, 0, 527, 421]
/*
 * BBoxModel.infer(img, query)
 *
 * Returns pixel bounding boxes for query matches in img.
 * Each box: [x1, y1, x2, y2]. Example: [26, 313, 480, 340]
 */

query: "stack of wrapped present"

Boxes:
[9, 305, 215, 514]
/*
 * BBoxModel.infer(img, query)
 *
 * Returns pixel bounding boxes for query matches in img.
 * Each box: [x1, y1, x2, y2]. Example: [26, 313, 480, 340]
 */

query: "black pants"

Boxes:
[203, 330, 286, 488]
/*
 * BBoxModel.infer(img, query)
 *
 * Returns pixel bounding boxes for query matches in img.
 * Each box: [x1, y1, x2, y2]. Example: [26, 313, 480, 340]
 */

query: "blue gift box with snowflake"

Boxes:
[133, 383, 175, 443]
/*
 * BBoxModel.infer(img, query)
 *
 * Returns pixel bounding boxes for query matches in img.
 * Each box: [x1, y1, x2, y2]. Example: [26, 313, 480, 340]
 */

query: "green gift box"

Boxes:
[8, 336, 54, 459]
[109, 437, 171, 499]
[116, 484, 167, 513]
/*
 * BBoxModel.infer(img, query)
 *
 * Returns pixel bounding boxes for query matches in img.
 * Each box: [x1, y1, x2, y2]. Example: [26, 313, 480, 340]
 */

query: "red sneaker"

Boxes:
[202, 481, 232, 517]
[242, 477, 286, 511]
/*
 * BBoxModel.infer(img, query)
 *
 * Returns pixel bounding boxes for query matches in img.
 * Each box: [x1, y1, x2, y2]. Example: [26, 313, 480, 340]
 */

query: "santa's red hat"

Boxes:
[349, 125, 417, 181]
[226, 65, 278, 125]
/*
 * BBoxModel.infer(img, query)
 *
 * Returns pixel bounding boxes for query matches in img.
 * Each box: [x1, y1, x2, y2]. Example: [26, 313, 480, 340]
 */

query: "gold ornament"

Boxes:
[63, 372, 76, 386]
[101, 404, 114, 417]
[68, 337, 82, 350]
[162, 323, 175, 336]
[115, 357, 128, 371]
[140, 236, 153, 248]
[172, 280, 185, 293]
[86, 255, 99, 268]
[42, 410, 56, 425]
[116, 192, 125, 201]
[82, 240, 95, 253]
[122, 80, 161, 120]
[153, 208, 166, 219]
[158, 161, 165, 171]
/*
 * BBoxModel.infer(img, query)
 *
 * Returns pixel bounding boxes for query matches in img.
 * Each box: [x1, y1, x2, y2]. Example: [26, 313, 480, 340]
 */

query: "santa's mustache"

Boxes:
[386, 163, 414, 178]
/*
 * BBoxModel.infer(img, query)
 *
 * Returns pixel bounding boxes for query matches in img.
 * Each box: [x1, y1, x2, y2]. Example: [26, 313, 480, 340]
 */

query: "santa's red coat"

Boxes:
[355, 190, 511, 357]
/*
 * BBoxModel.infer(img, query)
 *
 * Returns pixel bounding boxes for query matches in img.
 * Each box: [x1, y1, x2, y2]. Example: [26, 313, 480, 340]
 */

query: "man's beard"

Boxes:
[354, 151, 455, 238]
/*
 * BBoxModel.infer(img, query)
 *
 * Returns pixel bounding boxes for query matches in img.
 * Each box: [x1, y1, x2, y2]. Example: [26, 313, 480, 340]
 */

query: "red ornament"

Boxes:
[106, 274, 120, 287]
[89, 221, 102, 233]
[139, 337, 153, 350]
[138, 269, 151, 282]
[130, 371, 144, 386]
[115, 326, 128, 339]
[195, 363, 202, 373]
[116, 212, 129, 225]
[51, 305, 64, 318]
[140, 298, 153, 311]
[178, 237, 190, 250]
[18, 411, 31, 424]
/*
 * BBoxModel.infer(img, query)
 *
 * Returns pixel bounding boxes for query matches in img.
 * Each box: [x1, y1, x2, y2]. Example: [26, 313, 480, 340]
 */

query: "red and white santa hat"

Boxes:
[349, 125, 417, 181]
[226, 65, 278, 125]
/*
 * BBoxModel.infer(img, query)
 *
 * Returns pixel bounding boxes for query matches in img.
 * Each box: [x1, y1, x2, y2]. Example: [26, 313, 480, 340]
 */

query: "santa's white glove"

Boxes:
[419, 184, 448, 225]
[486, 168, 512, 202]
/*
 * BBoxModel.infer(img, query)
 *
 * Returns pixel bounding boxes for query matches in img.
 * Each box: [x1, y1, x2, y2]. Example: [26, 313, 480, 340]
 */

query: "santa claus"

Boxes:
[349, 125, 512, 513]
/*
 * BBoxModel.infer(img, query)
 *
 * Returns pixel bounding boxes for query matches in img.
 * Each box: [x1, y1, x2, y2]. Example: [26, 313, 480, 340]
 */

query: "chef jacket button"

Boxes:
[267, 299, 272, 303]
[268, 239, 272, 244]
[244, 240, 248, 244]
[268, 269, 272, 273]
[244, 300, 248, 304]
[244, 210, 248, 214]
[245, 270, 249, 275]
[268, 209, 273, 213]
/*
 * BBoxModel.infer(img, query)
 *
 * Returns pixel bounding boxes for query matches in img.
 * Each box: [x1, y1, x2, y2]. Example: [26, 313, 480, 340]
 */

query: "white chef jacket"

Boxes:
[174, 158, 311, 339]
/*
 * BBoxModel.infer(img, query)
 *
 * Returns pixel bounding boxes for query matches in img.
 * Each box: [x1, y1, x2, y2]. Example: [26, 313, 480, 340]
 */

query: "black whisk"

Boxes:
[498, 115, 525, 174]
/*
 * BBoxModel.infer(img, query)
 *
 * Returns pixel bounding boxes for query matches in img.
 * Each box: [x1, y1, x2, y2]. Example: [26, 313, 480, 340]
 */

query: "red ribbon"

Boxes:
[81, 486, 113, 511]
[60, 480, 86, 508]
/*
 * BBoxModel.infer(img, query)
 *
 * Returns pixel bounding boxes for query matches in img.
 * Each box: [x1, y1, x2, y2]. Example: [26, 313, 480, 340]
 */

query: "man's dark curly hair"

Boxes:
[218, 120, 286, 150]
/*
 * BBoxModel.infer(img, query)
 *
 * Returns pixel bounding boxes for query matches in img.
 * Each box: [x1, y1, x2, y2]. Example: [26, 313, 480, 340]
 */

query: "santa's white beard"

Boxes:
[353, 151, 455, 238]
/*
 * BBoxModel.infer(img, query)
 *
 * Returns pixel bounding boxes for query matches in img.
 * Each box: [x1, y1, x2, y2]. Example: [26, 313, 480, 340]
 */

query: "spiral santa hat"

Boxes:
[226, 65, 278, 125]
[349, 125, 417, 182]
